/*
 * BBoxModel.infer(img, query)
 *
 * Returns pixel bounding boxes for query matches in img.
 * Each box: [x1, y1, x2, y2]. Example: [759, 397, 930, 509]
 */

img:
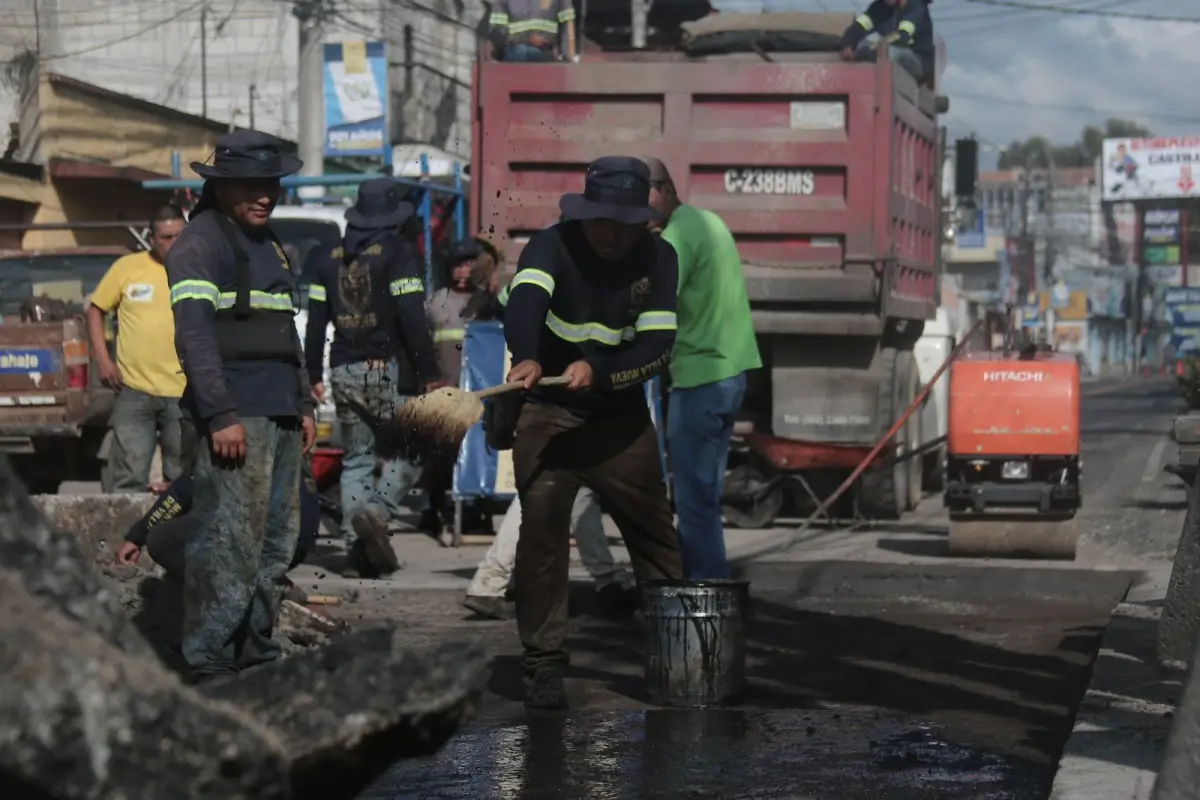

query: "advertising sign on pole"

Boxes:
[1102, 137, 1200, 202]
[956, 207, 986, 249]
[1164, 287, 1200, 354]
[323, 41, 389, 159]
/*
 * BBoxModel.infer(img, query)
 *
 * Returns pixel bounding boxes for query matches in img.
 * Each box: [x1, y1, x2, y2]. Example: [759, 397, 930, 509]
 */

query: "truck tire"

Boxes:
[722, 463, 784, 530]
[858, 347, 917, 520]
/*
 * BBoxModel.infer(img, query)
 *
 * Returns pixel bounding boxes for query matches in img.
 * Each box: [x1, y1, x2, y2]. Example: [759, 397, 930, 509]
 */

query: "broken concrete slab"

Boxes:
[0, 455, 488, 799]
[0, 569, 293, 800]
[201, 628, 487, 800]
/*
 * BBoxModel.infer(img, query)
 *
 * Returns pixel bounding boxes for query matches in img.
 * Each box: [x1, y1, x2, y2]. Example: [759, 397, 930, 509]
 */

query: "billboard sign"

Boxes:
[1102, 137, 1200, 202]
[1164, 287, 1200, 354]
[323, 41, 389, 159]
[956, 207, 986, 249]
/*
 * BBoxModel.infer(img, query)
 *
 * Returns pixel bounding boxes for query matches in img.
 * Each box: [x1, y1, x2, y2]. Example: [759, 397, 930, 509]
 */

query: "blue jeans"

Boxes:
[331, 361, 423, 544]
[855, 41, 925, 83]
[504, 44, 554, 62]
[107, 386, 184, 493]
[667, 373, 747, 580]
[181, 416, 301, 676]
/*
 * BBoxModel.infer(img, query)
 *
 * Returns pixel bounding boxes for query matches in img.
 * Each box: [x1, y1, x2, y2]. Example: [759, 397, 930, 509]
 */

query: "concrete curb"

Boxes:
[31, 493, 156, 565]
[1050, 565, 1184, 800]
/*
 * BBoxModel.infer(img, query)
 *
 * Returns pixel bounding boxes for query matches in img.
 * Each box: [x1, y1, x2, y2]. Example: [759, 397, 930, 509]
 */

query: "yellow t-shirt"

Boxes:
[90, 251, 186, 398]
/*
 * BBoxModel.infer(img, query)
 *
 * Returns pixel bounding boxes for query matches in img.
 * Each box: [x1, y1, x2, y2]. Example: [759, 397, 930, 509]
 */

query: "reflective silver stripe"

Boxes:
[509, 18, 558, 34]
[170, 279, 220, 307]
[897, 20, 916, 36]
[498, 283, 512, 307]
[489, 12, 509, 24]
[557, 8, 575, 22]
[308, 284, 327, 302]
[216, 291, 294, 311]
[511, 268, 555, 295]
[635, 310, 677, 332]
[433, 328, 466, 342]
[390, 277, 425, 296]
[855, 13, 873, 30]
[545, 311, 632, 346]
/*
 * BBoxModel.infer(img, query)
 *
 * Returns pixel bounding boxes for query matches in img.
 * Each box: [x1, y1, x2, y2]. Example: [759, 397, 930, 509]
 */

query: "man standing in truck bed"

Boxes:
[644, 157, 760, 581]
[839, 0, 935, 87]
[488, 0, 576, 62]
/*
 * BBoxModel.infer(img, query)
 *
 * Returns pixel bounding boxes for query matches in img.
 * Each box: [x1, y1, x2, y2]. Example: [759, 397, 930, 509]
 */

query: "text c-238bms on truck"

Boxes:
[471, 11, 948, 528]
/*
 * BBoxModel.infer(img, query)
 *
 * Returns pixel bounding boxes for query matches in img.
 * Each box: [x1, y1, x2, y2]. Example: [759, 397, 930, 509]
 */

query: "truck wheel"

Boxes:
[858, 347, 915, 520]
[722, 464, 784, 529]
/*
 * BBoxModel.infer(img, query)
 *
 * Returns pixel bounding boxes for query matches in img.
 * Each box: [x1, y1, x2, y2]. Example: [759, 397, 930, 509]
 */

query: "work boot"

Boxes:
[595, 582, 641, 618]
[524, 667, 568, 710]
[462, 593, 514, 620]
[351, 509, 402, 577]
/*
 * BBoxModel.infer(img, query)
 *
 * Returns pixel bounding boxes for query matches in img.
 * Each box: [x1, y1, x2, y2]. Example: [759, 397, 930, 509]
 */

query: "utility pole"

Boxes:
[295, 0, 329, 178]
[249, 84, 256, 129]
[1040, 141, 1058, 346]
[200, 5, 208, 119]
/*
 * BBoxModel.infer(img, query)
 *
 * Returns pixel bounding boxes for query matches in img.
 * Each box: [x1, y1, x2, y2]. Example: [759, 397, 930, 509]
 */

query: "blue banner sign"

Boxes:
[453, 321, 666, 500]
[323, 41, 389, 159]
[0, 348, 59, 374]
[1163, 287, 1200, 354]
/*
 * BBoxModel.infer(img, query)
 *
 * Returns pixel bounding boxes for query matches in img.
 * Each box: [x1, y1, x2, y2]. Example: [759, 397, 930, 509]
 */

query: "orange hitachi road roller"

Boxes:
[944, 348, 1082, 559]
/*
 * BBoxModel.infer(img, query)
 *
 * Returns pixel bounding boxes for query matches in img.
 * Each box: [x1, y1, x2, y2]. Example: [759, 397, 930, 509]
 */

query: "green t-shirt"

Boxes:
[661, 204, 761, 389]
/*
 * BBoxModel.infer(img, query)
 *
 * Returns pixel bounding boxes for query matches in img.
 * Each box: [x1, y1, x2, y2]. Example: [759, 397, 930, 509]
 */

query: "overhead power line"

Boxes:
[958, 0, 1200, 23]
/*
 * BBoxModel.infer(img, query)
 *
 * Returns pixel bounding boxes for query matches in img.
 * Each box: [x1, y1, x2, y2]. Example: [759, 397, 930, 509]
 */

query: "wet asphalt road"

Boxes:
[357, 377, 1181, 800]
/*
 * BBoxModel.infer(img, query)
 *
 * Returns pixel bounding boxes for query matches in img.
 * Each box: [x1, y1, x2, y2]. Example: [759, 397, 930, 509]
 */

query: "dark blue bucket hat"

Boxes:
[190, 130, 303, 179]
[447, 239, 482, 265]
[346, 178, 416, 229]
[559, 156, 663, 225]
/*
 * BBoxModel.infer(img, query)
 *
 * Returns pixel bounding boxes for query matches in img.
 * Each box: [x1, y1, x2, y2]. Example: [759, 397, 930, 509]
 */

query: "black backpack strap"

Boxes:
[212, 213, 252, 319]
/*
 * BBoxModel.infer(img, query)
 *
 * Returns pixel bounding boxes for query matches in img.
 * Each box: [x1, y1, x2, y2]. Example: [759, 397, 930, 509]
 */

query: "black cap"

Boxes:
[346, 178, 416, 229]
[447, 239, 482, 265]
[559, 156, 662, 225]
[190, 130, 302, 180]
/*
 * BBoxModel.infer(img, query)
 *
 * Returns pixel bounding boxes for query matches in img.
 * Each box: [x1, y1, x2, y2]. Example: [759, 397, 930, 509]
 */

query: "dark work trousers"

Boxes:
[512, 402, 682, 674]
[179, 416, 302, 677]
[108, 387, 185, 493]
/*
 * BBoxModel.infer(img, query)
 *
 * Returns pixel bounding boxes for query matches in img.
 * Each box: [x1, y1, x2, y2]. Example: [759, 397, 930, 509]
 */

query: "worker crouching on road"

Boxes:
[115, 467, 320, 605]
[305, 179, 443, 578]
[838, 0, 935, 87]
[505, 156, 684, 710]
[644, 157, 761, 580]
[166, 130, 317, 683]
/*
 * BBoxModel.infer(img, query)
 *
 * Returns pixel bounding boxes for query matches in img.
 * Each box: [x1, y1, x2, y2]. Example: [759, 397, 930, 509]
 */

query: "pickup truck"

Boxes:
[0, 247, 126, 493]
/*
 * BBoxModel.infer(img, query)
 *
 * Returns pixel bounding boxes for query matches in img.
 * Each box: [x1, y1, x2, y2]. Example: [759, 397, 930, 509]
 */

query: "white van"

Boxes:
[270, 205, 344, 443]
[914, 308, 955, 491]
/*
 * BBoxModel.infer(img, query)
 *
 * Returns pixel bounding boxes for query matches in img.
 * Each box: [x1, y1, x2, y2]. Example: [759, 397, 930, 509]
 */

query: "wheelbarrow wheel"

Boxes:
[722, 464, 784, 530]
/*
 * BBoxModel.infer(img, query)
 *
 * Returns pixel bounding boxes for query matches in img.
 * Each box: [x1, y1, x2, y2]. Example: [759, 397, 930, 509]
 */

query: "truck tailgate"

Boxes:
[0, 323, 97, 433]
[471, 51, 939, 319]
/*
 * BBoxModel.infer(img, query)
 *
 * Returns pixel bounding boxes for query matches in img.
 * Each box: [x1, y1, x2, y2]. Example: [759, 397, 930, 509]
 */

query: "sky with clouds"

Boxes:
[813, 0, 1200, 160]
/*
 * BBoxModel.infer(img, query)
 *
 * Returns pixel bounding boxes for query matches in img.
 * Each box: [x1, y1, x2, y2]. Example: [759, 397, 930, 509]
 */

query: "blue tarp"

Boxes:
[452, 321, 668, 500]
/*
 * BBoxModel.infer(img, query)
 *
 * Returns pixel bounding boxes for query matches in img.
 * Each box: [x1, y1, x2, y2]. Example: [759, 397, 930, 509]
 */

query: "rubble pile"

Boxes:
[0, 460, 486, 799]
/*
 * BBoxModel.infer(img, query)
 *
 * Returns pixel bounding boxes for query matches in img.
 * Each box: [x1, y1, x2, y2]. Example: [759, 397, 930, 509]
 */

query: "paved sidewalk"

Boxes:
[1049, 563, 1184, 800]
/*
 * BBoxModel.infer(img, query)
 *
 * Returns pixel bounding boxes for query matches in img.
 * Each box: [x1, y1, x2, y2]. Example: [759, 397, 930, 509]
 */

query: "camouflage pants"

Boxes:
[180, 416, 302, 676]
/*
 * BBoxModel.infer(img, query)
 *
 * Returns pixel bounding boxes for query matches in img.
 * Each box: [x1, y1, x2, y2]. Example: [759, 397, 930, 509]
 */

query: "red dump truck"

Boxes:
[470, 23, 944, 527]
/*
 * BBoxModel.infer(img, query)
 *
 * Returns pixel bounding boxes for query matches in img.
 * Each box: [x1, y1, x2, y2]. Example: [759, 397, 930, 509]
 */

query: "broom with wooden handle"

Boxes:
[357, 376, 573, 462]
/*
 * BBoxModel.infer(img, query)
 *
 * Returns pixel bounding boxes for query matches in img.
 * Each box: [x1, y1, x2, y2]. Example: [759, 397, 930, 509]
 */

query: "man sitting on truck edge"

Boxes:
[488, 0, 576, 63]
[643, 157, 761, 581]
[504, 156, 684, 710]
[838, 0, 935, 87]
[306, 179, 444, 579]
[88, 204, 188, 493]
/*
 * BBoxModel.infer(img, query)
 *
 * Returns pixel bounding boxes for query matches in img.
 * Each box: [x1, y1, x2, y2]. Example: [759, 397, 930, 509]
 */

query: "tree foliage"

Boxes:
[996, 119, 1154, 169]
